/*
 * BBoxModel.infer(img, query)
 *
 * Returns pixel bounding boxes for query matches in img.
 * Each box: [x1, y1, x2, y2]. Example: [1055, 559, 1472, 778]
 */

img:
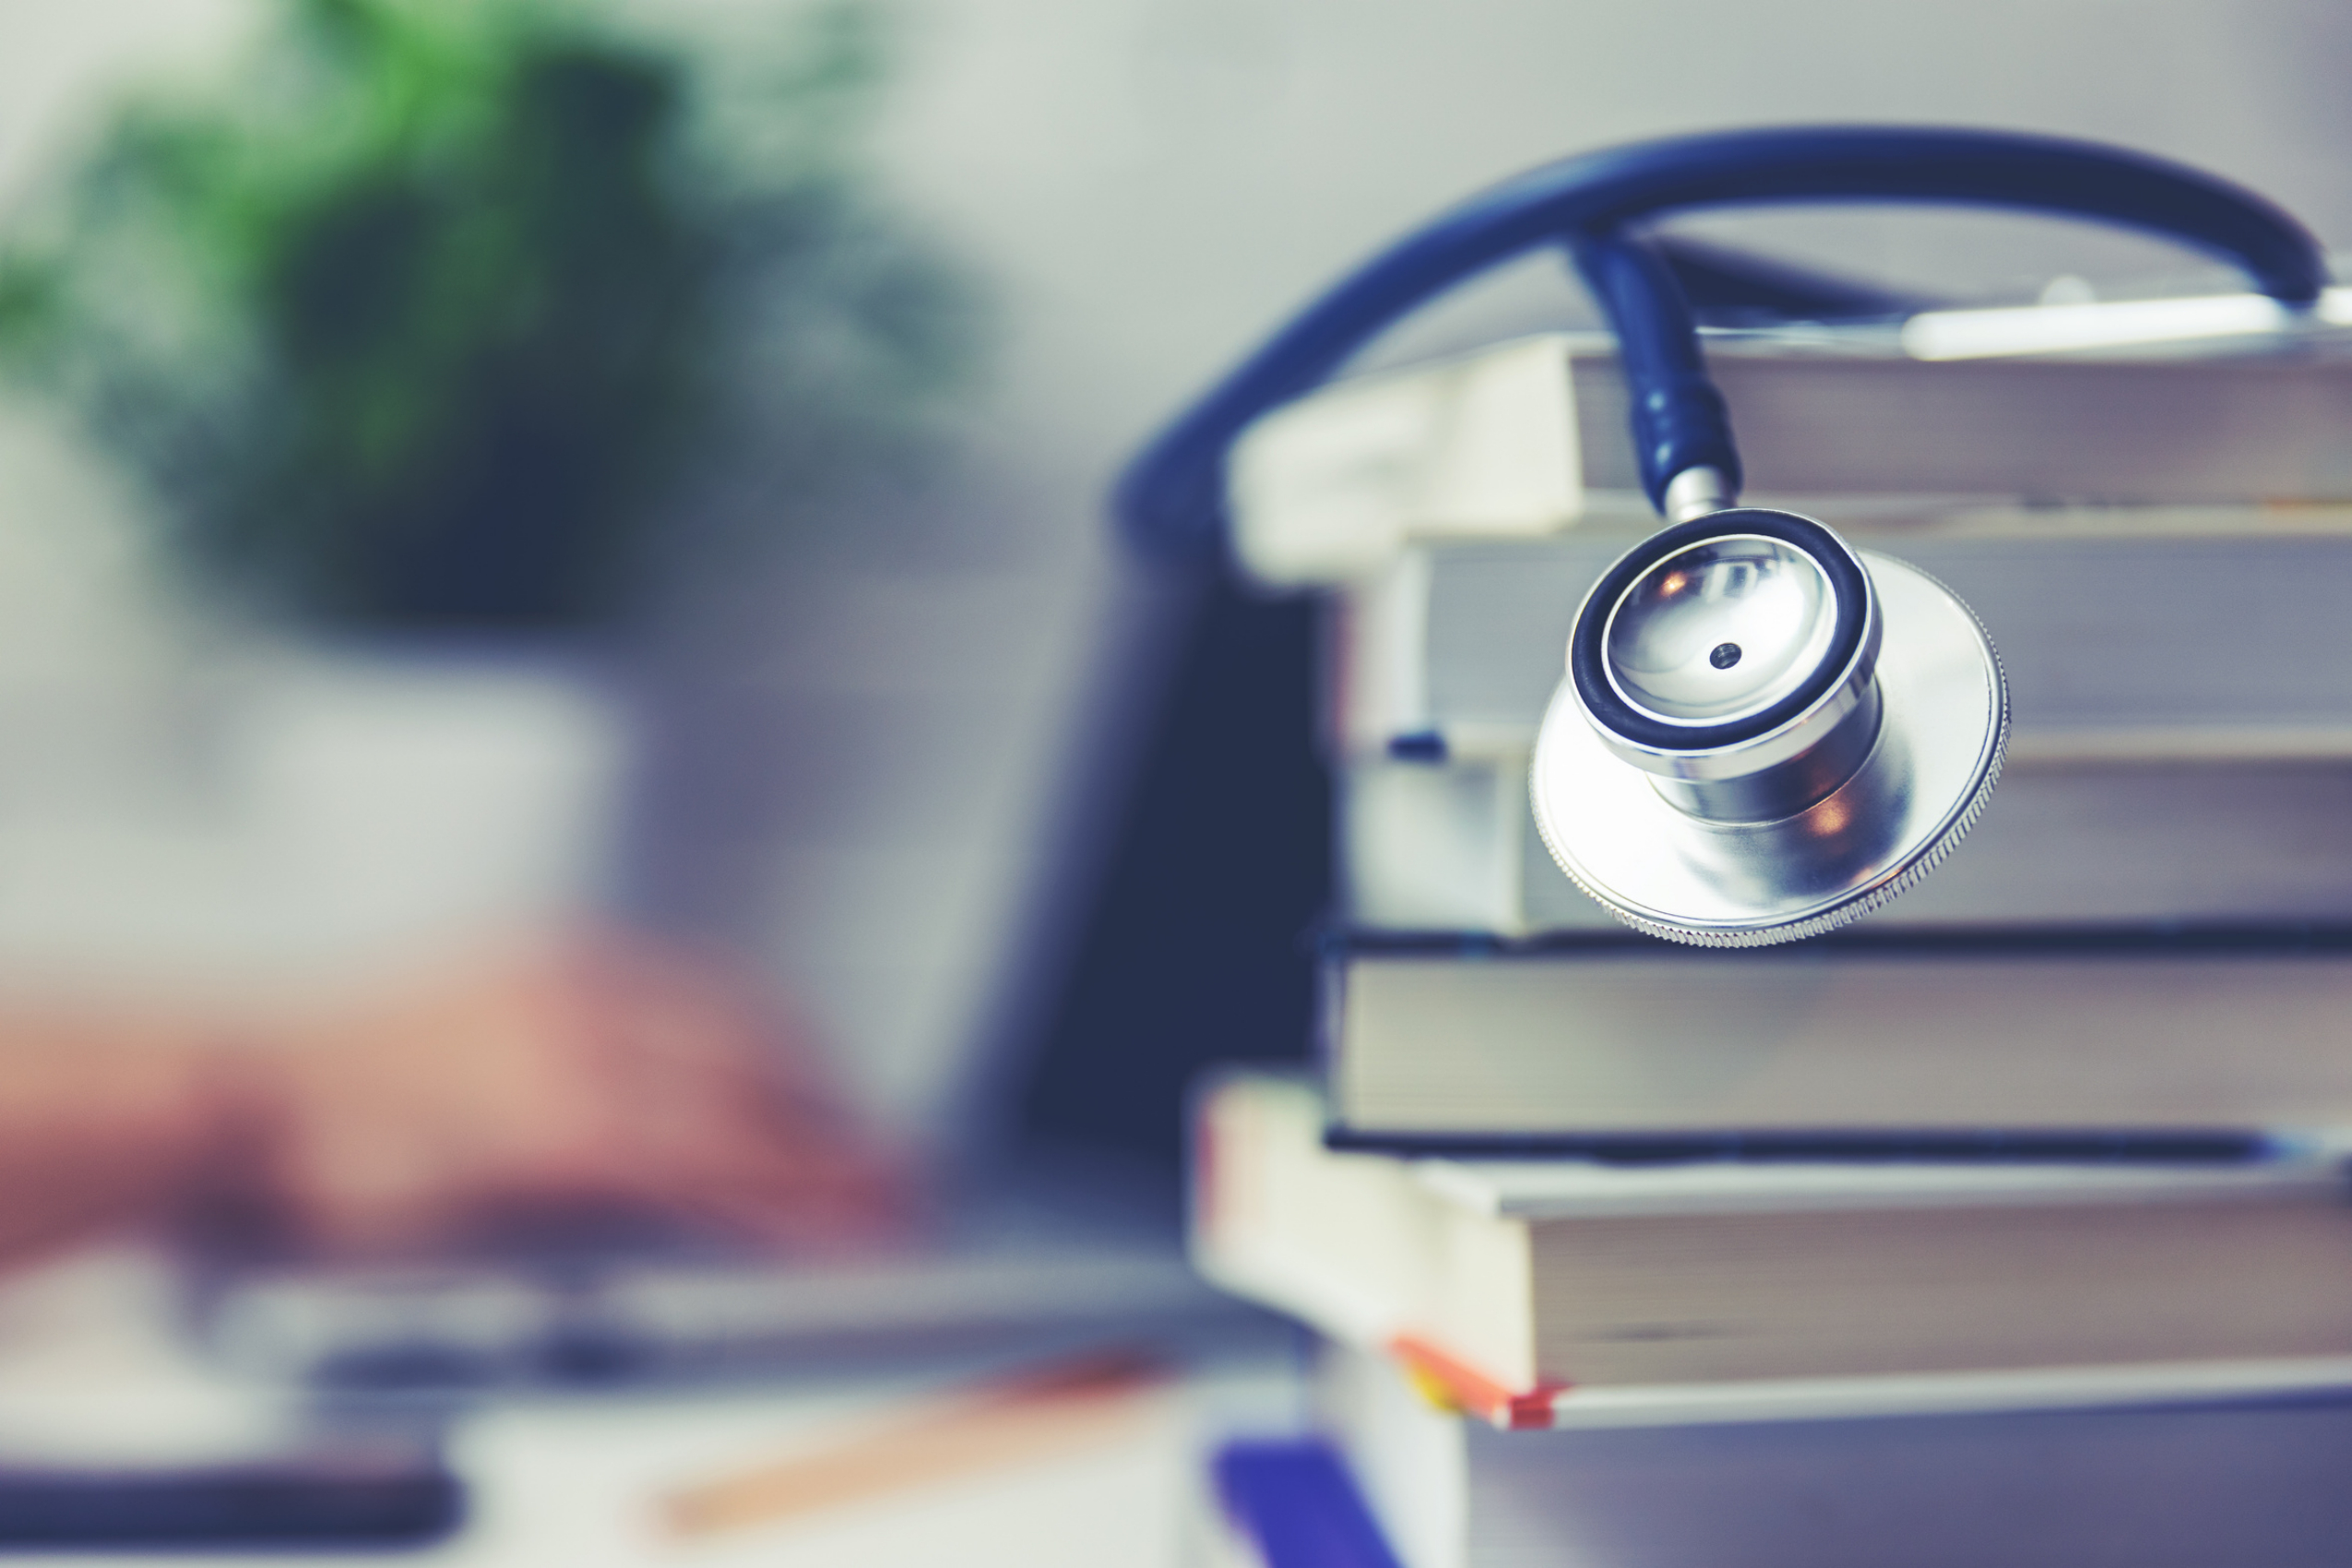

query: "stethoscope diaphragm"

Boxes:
[1530, 509, 2007, 945]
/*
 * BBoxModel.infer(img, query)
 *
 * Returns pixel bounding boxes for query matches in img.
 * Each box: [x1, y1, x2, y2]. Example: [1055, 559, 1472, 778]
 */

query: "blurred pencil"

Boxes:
[660, 1346, 1173, 1538]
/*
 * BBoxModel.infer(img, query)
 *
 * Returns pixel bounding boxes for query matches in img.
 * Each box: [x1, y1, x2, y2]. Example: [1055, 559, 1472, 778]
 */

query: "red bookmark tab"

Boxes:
[1387, 1335, 1570, 1430]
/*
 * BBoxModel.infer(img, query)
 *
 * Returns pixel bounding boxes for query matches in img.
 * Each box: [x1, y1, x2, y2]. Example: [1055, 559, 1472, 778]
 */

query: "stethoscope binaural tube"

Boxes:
[1119, 125, 2328, 943]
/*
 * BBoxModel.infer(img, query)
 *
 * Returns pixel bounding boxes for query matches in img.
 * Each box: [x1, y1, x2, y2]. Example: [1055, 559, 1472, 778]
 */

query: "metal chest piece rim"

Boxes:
[1530, 507, 2009, 947]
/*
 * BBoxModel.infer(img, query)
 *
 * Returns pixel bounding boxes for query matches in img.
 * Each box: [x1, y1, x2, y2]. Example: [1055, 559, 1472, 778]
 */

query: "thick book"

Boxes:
[1318, 1336, 2352, 1568]
[1341, 750, 2352, 936]
[1230, 330, 2352, 585]
[1326, 937, 2352, 1145]
[1332, 516, 2352, 934]
[1192, 1073, 2352, 1423]
[1332, 516, 2352, 759]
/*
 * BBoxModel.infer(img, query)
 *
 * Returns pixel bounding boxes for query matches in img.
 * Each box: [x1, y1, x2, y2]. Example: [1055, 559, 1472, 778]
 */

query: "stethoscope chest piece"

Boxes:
[1531, 508, 2007, 945]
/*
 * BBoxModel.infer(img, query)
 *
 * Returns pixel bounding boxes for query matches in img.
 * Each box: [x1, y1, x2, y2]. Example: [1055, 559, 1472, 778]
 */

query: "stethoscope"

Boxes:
[1119, 126, 2330, 945]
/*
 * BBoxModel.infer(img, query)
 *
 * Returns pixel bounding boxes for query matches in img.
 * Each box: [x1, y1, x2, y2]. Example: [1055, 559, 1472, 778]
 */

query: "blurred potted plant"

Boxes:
[0, 0, 977, 955]
[0, 0, 973, 627]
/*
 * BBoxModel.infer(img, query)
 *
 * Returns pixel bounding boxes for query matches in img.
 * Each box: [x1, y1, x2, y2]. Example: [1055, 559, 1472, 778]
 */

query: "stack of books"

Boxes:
[1191, 325, 2352, 1568]
[1198, 1074, 2352, 1568]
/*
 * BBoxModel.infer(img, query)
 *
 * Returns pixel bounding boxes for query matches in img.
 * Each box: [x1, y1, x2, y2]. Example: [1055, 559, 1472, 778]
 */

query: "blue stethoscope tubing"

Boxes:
[1116, 125, 2329, 557]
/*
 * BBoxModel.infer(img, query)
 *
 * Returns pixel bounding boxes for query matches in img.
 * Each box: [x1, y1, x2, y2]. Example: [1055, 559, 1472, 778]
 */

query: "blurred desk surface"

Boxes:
[0, 1246, 1302, 1568]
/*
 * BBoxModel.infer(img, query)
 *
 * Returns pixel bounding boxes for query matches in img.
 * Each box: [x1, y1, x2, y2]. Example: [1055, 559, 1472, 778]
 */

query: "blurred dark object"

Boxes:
[1017, 580, 1328, 1169]
[0, 0, 976, 628]
[0, 1436, 460, 1549]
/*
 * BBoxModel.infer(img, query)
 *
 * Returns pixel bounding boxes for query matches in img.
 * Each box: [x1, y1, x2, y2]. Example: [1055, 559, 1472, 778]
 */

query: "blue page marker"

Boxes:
[1212, 1440, 1404, 1568]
